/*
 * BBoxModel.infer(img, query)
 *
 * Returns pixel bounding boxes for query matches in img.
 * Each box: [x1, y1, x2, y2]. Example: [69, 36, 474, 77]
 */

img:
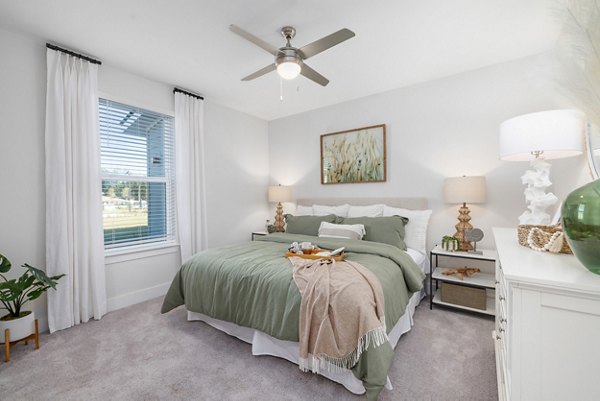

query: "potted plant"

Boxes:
[0, 254, 64, 343]
[442, 235, 459, 251]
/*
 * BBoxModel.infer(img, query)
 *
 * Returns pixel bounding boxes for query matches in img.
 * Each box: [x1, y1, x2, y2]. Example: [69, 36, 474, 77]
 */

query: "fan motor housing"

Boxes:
[275, 48, 301, 67]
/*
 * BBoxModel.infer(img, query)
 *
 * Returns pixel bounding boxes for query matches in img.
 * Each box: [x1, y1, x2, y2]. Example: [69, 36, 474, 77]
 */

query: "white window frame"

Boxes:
[99, 95, 177, 253]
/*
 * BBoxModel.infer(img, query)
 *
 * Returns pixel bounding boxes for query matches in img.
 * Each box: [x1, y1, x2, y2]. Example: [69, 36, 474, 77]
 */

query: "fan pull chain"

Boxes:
[280, 77, 284, 101]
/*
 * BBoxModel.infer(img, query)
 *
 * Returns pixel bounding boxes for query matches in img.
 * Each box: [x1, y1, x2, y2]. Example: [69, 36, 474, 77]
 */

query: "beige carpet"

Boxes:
[0, 298, 497, 401]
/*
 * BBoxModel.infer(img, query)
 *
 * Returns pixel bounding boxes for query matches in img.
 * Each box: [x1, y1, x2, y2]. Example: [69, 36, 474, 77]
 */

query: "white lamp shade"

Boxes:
[268, 185, 292, 203]
[499, 109, 584, 161]
[277, 62, 301, 80]
[444, 176, 487, 204]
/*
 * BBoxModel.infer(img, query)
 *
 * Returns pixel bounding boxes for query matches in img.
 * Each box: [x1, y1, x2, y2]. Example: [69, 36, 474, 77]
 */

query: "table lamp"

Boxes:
[268, 185, 292, 232]
[499, 109, 584, 224]
[444, 176, 487, 251]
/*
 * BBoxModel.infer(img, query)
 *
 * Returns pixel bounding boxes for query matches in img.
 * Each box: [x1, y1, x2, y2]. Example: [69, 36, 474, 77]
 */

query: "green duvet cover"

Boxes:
[161, 233, 425, 400]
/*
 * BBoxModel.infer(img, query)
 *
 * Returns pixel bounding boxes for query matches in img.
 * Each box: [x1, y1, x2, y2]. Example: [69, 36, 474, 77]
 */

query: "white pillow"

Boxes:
[312, 204, 350, 217]
[383, 206, 432, 254]
[318, 221, 365, 240]
[295, 205, 314, 216]
[347, 204, 384, 218]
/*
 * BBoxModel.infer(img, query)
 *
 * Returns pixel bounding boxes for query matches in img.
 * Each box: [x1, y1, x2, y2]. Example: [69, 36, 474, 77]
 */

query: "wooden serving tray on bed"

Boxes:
[284, 248, 346, 261]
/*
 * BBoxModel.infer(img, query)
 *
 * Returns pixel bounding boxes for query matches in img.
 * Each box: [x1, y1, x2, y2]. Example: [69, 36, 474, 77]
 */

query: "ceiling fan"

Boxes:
[229, 24, 355, 86]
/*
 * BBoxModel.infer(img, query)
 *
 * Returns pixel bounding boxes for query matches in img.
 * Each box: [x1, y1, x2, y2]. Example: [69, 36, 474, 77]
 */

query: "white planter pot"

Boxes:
[0, 311, 35, 343]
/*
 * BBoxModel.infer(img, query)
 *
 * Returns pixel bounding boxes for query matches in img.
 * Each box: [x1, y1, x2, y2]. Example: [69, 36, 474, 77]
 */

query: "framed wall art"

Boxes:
[320, 124, 386, 184]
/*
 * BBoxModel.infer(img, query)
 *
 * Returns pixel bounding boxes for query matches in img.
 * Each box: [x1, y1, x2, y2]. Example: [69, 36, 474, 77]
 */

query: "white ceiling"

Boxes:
[0, 0, 564, 121]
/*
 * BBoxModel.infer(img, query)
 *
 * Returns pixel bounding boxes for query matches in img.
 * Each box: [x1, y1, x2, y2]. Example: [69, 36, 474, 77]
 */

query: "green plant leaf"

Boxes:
[17, 274, 35, 289]
[26, 288, 47, 301]
[22, 264, 64, 290]
[0, 281, 15, 290]
[0, 254, 11, 274]
[50, 274, 66, 283]
[0, 289, 19, 302]
[2, 280, 25, 293]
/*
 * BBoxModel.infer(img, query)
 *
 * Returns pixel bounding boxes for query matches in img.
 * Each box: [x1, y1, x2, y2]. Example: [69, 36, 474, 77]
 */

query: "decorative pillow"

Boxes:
[312, 204, 350, 217]
[383, 206, 432, 254]
[318, 221, 365, 240]
[295, 205, 314, 216]
[346, 204, 384, 218]
[340, 216, 408, 250]
[284, 214, 337, 236]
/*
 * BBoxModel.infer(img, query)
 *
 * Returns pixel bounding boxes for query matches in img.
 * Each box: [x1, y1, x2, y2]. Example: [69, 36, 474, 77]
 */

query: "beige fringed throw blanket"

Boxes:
[289, 256, 388, 373]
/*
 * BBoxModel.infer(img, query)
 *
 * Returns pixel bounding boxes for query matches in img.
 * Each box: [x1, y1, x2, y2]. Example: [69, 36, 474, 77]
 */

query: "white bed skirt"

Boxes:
[187, 289, 424, 395]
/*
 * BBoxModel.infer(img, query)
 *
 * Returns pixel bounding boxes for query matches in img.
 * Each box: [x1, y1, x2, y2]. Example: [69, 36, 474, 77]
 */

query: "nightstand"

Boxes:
[251, 231, 268, 241]
[429, 245, 497, 315]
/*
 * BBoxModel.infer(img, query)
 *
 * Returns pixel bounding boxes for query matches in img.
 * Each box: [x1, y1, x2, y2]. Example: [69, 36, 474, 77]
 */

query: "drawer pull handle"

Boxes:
[496, 335, 501, 340]
[500, 318, 507, 323]
[499, 328, 505, 333]
[495, 280, 499, 285]
[499, 296, 505, 301]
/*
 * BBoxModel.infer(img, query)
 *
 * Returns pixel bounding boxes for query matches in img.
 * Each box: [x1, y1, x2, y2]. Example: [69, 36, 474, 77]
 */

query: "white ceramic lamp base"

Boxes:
[518, 157, 558, 225]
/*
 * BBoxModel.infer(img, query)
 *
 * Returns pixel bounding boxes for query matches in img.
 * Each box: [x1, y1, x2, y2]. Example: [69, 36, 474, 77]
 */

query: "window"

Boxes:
[99, 98, 176, 249]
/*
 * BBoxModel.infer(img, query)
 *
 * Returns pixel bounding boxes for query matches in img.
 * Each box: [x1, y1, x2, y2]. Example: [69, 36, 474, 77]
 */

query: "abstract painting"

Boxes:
[321, 124, 386, 184]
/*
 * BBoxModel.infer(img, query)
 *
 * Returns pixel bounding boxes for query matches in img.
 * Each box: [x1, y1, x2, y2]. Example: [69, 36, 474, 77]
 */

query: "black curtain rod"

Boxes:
[173, 87, 204, 100]
[46, 43, 102, 65]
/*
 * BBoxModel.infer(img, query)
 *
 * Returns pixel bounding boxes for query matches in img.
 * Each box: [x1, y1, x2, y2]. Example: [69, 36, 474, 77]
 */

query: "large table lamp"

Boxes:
[499, 109, 584, 224]
[444, 176, 487, 251]
[268, 185, 292, 232]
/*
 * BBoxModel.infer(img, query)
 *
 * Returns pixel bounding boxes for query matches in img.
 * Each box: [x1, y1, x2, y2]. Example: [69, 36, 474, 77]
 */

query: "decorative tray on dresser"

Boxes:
[493, 227, 600, 401]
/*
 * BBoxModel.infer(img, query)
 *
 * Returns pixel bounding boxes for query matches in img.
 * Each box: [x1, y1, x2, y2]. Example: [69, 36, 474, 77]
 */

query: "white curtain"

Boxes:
[174, 92, 207, 262]
[45, 48, 106, 333]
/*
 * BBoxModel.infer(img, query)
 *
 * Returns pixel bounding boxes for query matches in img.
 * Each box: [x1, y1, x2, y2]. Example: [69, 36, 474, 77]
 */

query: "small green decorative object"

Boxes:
[561, 179, 600, 275]
[442, 235, 459, 251]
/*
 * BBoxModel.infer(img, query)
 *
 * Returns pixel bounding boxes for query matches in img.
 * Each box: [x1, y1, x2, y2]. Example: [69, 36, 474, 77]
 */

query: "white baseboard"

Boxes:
[107, 281, 171, 312]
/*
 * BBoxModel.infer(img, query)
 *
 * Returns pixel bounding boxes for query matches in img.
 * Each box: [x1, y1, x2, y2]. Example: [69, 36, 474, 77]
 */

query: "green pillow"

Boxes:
[340, 216, 409, 250]
[284, 214, 337, 236]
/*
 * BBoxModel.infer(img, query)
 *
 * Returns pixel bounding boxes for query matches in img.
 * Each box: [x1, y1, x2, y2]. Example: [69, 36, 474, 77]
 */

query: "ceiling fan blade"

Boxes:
[241, 63, 277, 81]
[300, 63, 329, 86]
[298, 28, 355, 60]
[230, 24, 280, 56]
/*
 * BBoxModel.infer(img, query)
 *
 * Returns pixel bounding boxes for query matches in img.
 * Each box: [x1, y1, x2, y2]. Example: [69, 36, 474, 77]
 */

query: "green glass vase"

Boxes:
[561, 179, 600, 275]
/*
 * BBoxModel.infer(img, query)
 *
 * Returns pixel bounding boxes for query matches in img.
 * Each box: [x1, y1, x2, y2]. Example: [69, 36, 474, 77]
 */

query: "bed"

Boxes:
[161, 198, 431, 400]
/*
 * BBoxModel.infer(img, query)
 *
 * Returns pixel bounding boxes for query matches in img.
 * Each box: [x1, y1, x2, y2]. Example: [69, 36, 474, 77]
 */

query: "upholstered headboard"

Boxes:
[296, 197, 428, 210]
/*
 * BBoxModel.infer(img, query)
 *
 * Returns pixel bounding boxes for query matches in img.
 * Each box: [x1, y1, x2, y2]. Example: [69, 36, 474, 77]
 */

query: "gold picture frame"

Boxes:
[320, 124, 386, 184]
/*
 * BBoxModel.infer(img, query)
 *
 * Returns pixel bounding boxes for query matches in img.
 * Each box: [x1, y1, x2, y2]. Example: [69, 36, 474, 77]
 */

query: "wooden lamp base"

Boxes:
[454, 202, 473, 251]
[273, 202, 285, 232]
[3, 319, 39, 362]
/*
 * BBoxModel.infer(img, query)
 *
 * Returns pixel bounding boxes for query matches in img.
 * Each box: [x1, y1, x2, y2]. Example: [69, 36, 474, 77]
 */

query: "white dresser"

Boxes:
[493, 228, 600, 401]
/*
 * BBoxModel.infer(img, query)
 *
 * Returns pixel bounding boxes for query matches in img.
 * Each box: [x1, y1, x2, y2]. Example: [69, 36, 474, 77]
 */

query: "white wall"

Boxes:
[268, 53, 589, 250]
[0, 29, 48, 327]
[203, 101, 270, 247]
[0, 28, 269, 330]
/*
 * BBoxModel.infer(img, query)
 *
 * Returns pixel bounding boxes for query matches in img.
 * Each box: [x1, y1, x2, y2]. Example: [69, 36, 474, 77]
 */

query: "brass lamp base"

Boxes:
[274, 202, 285, 232]
[454, 202, 473, 251]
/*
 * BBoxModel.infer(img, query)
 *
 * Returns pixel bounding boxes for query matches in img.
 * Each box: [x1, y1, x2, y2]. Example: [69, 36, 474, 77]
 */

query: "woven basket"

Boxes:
[517, 224, 572, 254]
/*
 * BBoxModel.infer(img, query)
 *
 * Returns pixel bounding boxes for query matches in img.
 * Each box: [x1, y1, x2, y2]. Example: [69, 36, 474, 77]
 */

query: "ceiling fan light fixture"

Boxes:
[276, 61, 301, 80]
[230, 24, 355, 86]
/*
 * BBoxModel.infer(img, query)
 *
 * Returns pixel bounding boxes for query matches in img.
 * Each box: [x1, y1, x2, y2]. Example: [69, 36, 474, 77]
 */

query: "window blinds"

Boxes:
[99, 98, 176, 248]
